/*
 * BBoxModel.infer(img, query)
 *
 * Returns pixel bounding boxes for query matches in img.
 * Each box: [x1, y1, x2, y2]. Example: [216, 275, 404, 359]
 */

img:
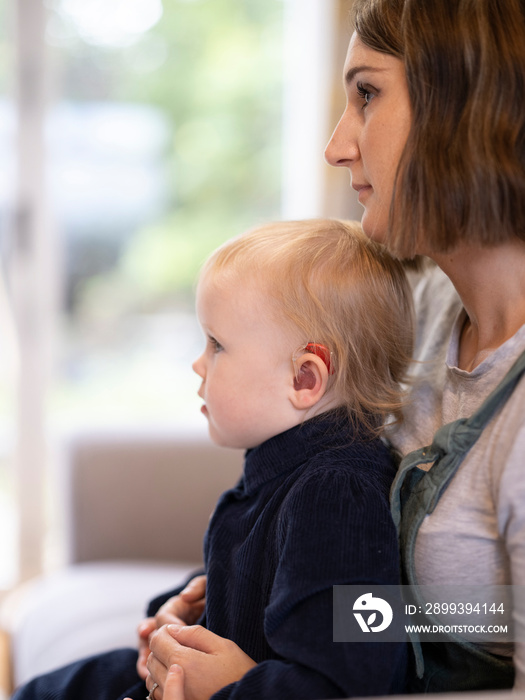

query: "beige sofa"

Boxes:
[1, 430, 243, 691]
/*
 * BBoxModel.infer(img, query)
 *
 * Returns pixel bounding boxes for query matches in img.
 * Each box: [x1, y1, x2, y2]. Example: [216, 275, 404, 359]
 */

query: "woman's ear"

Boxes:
[289, 353, 330, 410]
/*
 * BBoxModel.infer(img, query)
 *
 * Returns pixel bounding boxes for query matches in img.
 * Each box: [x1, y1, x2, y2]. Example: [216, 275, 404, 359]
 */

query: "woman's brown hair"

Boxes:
[354, 0, 525, 258]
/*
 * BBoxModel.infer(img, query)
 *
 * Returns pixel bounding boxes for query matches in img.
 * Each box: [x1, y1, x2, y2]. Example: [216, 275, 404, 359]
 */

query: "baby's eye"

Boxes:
[208, 336, 224, 353]
[356, 81, 375, 108]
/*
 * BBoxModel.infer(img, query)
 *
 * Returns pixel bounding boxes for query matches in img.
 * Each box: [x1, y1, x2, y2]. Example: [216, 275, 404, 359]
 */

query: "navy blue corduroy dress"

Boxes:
[13, 411, 407, 700]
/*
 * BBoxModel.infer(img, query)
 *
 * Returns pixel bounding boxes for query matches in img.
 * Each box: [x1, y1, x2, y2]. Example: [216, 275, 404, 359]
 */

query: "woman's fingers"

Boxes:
[163, 665, 186, 700]
[165, 624, 216, 653]
[140, 666, 185, 700]
[148, 624, 256, 700]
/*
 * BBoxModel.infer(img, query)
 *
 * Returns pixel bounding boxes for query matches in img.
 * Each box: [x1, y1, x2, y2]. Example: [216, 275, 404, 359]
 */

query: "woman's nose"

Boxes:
[324, 108, 359, 167]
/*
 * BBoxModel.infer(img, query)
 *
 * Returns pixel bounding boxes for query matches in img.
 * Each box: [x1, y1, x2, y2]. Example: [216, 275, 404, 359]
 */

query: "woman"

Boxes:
[323, 0, 525, 693]
[145, 0, 525, 695]
[12, 0, 525, 697]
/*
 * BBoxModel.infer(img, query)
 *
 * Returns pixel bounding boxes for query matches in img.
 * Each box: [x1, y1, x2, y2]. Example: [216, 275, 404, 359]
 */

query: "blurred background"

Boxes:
[0, 0, 358, 592]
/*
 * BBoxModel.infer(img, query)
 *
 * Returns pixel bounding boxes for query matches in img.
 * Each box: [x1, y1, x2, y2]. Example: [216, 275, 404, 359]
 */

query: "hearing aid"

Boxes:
[304, 342, 335, 375]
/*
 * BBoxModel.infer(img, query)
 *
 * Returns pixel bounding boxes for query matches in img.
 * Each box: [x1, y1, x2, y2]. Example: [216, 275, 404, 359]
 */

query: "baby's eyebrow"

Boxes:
[344, 65, 386, 86]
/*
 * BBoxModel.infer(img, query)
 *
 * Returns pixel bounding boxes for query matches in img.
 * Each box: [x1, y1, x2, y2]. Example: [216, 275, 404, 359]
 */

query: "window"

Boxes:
[47, 0, 284, 431]
[3, 0, 355, 587]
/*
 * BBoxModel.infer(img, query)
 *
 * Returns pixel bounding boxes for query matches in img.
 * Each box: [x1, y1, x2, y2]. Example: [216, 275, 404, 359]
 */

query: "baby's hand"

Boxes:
[137, 617, 157, 681]
[136, 576, 206, 680]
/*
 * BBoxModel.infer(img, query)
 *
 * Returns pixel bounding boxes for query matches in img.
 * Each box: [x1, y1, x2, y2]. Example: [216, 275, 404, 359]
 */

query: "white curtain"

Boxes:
[281, 0, 360, 221]
[11, 0, 58, 582]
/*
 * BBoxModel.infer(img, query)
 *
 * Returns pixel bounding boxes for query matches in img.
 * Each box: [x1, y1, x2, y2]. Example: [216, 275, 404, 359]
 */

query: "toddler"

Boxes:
[143, 218, 413, 700]
[13, 218, 413, 700]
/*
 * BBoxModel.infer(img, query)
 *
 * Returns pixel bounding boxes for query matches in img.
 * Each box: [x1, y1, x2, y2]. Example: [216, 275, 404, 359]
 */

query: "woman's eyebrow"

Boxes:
[344, 65, 385, 86]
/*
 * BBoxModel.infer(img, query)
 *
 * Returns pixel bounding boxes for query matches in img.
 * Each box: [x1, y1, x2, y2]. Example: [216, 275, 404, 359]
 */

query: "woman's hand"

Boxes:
[163, 665, 186, 700]
[125, 664, 186, 700]
[146, 624, 257, 700]
[137, 576, 207, 680]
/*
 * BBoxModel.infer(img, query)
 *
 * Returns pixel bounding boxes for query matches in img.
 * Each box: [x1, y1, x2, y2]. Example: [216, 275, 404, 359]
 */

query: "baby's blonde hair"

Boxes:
[200, 219, 414, 435]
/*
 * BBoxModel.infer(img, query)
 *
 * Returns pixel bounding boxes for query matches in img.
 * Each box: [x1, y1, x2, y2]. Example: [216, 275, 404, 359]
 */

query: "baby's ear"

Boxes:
[289, 353, 330, 410]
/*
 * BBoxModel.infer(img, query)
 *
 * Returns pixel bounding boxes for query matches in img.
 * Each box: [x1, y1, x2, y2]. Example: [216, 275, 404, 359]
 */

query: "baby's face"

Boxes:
[192, 275, 300, 449]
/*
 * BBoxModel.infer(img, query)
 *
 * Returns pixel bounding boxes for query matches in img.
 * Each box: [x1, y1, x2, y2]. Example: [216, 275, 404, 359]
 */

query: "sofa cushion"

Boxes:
[2, 561, 196, 687]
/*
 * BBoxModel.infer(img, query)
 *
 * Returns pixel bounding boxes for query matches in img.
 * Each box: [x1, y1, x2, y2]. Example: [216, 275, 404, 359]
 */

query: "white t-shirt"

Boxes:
[388, 264, 525, 689]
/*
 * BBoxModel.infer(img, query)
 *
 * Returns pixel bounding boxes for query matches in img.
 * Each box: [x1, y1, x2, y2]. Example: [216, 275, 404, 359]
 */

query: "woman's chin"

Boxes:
[360, 212, 388, 245]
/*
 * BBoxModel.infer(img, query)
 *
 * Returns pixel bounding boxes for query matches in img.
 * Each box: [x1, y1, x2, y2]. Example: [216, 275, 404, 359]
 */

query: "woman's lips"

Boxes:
[353, 183, 372, 202]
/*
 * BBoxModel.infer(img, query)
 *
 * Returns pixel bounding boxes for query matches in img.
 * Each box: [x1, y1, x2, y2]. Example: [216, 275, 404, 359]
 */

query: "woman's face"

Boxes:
[325, 33, 411, 243]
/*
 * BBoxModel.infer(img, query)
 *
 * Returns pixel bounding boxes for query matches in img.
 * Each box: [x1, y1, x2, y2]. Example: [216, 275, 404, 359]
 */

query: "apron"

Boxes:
[390, 350, 525, 692]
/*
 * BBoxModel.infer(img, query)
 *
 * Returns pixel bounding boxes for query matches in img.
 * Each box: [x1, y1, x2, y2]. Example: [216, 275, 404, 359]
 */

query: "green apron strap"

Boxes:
[390, 347, 525, 682]
[391, 347, 525, 535]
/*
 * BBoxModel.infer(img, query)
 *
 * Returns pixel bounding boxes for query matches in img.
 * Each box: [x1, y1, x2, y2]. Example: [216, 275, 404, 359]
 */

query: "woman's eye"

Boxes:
[356, 82, 375, 108]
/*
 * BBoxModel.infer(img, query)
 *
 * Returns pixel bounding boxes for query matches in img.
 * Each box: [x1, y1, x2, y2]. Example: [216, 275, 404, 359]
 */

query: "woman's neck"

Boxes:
[430, 239, 525, 372]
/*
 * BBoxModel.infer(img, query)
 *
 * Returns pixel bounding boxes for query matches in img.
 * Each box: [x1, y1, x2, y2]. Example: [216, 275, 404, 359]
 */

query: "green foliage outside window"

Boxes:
[51, 0, 284, 314]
